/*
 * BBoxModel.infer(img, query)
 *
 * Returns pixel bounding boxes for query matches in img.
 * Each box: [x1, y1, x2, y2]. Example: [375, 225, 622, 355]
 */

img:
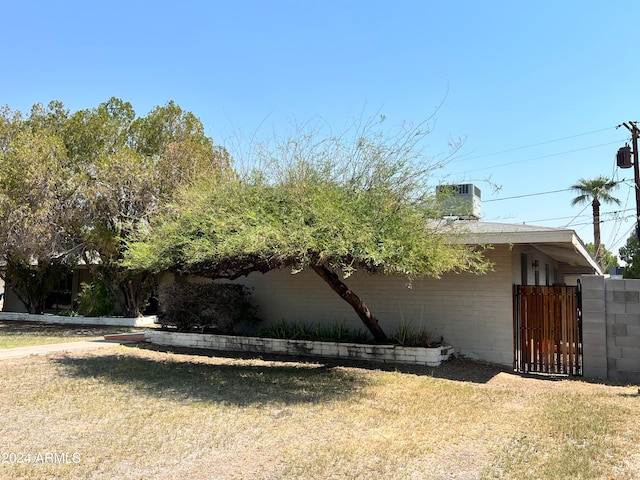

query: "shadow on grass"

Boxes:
[52, 346, 370, 406]
[134, 343, 509, 384]
[0, 320, 144, 337]
[144, 344, 634, 387]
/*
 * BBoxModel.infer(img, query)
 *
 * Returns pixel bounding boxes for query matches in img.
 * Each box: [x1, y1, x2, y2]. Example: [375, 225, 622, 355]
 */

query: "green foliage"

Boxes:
[570, 177, 621, 269]
[0, 127, 83, 264]
[569, 177, 621, 208]
[0, 98, 230, 317]
[314, 321, 369, 343]
[257, 320, 370, 343]
[76, 281, 117, 317]
[255, 320, 438, 346]
[585, 242, 619, 272]
[125, 118, 491, 340]
[158, 282, 258, 334]
[619, 233, 640, 279]
[392, 322, 436, 347]
[125, 120, 490, 282]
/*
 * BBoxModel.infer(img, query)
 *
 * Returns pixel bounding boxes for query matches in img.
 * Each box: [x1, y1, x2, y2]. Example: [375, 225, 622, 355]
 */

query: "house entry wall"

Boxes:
[513, 284, 582, 375]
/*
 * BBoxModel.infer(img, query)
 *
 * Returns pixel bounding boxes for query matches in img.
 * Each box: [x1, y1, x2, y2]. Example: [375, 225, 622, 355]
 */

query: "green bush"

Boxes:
[158, 282, 258, 334]
[257, 320, 370, 343]
[392, 322, 436, 347]
[76, 281, 117, 317]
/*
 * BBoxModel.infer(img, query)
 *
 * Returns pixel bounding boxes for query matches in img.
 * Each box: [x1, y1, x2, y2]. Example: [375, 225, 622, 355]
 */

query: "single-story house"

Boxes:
[224, 220, 600, 366]
[1, 179, 601, 369]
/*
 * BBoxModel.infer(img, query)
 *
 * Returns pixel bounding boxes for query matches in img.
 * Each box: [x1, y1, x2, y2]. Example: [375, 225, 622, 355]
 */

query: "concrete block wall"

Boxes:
[582, 275, 640, 382]
[0, 311, 157, 327]
[146, 330, 454, 367]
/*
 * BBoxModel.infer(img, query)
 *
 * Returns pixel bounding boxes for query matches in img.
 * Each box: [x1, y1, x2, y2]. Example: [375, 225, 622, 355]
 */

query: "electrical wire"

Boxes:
[451, 126, 619, 163]
[438, 125, 636, 254]
[482, 180, 633, 205]
[484, 188, 571, 203]
[605, 173, 633, 250]
[522, 209, 635, 225]
[564, 214, 636, 228]
[450, 139, 627, 175]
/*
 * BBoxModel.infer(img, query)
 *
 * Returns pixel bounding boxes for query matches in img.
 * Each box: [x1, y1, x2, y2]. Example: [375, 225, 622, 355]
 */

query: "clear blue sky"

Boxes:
[3, 1, 640, 256]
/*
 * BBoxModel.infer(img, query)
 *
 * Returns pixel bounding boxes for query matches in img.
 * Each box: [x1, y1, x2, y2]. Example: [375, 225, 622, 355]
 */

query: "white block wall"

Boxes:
[0, 312, 156, 327]
[146, 330, 454, 367]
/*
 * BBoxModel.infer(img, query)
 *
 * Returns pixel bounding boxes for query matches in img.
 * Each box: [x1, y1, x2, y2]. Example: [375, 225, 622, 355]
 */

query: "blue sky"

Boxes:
[3, 1, 640, 256]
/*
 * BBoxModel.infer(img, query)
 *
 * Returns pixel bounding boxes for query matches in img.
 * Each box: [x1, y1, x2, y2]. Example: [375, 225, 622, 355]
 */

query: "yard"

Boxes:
[0, 320, 147, 349]
[0, 324, 639, 479]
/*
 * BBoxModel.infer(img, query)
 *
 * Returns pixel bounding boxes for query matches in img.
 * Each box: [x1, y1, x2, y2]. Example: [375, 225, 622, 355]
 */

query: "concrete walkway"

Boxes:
[0, 339, 136, 360]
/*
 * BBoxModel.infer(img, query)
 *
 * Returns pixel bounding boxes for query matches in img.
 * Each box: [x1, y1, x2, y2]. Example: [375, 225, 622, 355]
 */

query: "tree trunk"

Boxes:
[310, 263, 390, 343]
[592, 198, 602, 268]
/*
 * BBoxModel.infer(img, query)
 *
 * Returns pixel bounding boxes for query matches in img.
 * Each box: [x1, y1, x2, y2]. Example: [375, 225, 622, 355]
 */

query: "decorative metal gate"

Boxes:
[513, 283, 582, 375]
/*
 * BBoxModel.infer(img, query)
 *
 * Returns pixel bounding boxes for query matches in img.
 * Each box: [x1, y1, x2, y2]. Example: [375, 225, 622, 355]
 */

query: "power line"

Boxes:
[521, 209, 635, 224]
[606, 173, 634, 250]
[484, 188, 570, 202]
[484, 179, 631, 203]
[452, 126, 619, 163]
[487, 209, 635, 225]
[563, 214, 636, 228]
[450, 139, 627, 175]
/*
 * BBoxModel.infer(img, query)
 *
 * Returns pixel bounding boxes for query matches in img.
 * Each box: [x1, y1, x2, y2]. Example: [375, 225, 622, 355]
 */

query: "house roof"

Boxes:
[445, 220, 602, 274]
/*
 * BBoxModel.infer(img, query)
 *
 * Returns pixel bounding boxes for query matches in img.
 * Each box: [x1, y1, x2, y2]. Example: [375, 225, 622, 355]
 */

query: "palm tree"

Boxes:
[570, 176, 621, 269]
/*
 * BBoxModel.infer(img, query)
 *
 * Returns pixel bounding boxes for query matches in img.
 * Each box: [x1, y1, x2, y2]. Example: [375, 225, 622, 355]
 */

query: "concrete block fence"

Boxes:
[582, 275, 640, 382]
[145, 330, 454, 367]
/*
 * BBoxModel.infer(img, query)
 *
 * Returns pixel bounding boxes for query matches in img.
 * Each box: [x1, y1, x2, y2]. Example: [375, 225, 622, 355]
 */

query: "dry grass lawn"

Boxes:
[0, 342, 639, 479]
[0, 320, 146, 349]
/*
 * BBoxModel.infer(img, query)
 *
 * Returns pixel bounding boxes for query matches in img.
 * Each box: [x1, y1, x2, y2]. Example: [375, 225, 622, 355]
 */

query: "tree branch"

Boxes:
[310, 262, 389, 343]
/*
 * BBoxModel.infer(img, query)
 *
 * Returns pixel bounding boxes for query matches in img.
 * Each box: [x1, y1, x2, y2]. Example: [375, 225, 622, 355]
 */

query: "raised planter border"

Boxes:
[0, 312, 156, 327]
[145, 330, 454, 367]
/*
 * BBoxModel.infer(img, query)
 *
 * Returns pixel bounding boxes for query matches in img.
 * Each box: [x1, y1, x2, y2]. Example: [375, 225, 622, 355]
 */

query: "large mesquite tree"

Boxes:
[124, 119, 491, 341]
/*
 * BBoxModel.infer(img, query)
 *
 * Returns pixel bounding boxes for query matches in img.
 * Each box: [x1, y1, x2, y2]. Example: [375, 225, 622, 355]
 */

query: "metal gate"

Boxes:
[513, 283, 582, 375]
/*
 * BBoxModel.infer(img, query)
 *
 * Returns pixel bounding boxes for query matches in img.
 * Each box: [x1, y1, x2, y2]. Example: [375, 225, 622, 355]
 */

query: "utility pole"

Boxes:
[618, 122, 640, 239]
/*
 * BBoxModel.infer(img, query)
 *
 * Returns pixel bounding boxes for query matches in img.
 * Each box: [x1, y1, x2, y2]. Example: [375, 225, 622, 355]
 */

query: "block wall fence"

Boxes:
[582, 275, 640, 382]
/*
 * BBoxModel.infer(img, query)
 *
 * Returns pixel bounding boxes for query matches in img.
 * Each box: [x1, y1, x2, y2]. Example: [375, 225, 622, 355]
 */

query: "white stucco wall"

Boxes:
[230, 245, 515, 366]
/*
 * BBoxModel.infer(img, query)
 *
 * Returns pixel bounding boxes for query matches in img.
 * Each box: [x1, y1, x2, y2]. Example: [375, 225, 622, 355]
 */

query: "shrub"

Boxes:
[76, 281, 117, 317]
[257, 320, 370, 343]
[392, 322, 436, 347]
[158, 282, 258, 334]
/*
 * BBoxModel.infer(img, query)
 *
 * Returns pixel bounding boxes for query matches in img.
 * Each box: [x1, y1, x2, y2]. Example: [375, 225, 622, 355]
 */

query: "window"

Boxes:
[521, 254, 528, 285]
[545, 263, 550, 286]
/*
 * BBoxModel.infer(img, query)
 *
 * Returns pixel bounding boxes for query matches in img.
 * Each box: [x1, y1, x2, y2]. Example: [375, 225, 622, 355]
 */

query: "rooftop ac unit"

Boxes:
[436, 183, 482, 220]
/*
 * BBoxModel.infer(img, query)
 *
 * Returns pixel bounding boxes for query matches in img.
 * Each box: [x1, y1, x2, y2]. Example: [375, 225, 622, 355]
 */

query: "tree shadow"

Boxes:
[155, 345, 636, 388]
[52, 345, 371, 407]
[132, 343, 509, 384]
